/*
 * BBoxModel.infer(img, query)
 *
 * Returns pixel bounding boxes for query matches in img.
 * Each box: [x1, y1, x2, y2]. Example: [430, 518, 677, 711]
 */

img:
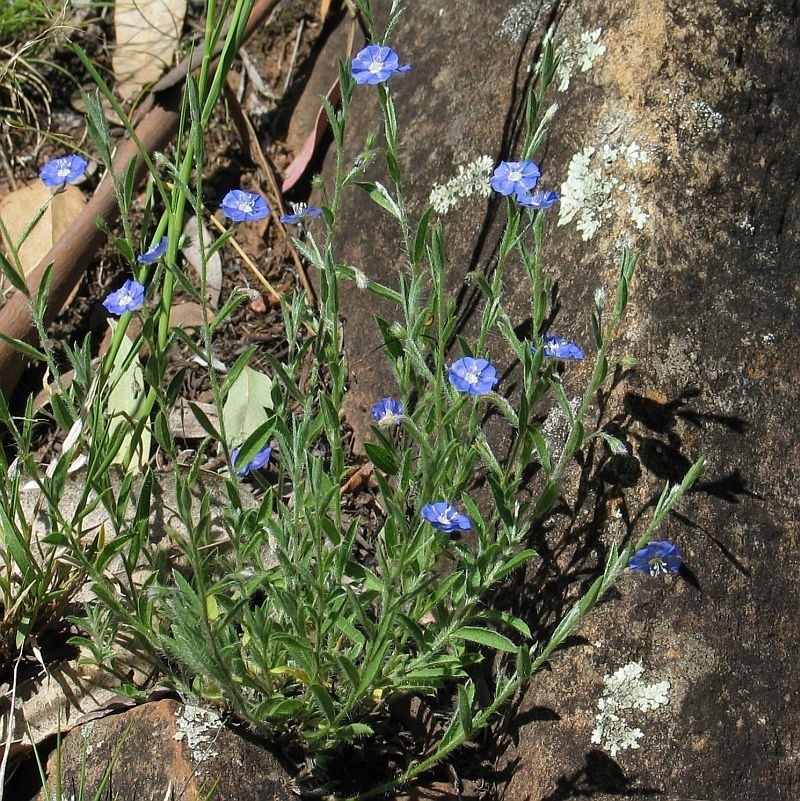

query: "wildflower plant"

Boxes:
[0, 0, 705, 795]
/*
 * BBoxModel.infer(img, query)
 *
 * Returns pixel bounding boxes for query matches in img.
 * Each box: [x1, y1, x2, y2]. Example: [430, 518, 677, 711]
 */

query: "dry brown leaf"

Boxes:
[169, 398, 218, 440]
[180, 216, 222, 309]
[113, 0, 187, 102]
[0, 646, 149, 762]
[340, 461, 374, 495]
[0, 182, 85, 296]
[169, 300, 213, 331]
[282, 78, 341, 192]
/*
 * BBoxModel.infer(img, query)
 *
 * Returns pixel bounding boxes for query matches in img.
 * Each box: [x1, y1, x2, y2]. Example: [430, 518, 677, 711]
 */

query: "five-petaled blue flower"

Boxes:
[490, 160, 540, 196]
[137, 236, 168, 264]
[421, 502, 472, 533]
[220, 189, 270, 222]
[351, 44, 411, 85]
[539, 334, 585, 361]
[102, 279, 145, 315]
[39, 154, 88, 187]
[629, 540, 682, 576]
[516, 189, 560, 210]
[447, 356, 498, 396]
[280, 204, 324, 225]
[231, 443, 273, 477]
[371, 397, 404, 428]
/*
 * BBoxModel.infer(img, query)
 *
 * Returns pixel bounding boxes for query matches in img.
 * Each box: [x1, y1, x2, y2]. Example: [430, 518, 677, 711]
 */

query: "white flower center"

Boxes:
[437, 509, 453, 525]
[649, 558, 667, 576]
[508, 169, 522, 182]
[368, 57, 385, 74]
[238, 199, 255, 213]
[57, 163, 71, 177]
[118, 290, 133, 306]
[464, 367, 480, 385]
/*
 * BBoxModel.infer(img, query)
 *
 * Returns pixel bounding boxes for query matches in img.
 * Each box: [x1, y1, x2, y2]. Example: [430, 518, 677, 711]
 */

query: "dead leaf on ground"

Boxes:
[222, 365, 274, 446]
[319, 0, 333, 23]
[169, 398, 219, 440]
[180, 215, 222, 309]
[0, 182, 85, 304]
[0, 645, 150, 763]
[113, 0, 187, 102]
[283, 11, 355, 191]
[169, 300, 214, 330]
[283, 79, 341, 192]
[340, 461, 374, 495]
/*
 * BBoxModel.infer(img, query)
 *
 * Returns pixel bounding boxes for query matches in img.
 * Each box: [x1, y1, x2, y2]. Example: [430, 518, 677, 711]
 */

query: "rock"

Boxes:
[318, 0, 800, 799]
[34, 699, 295, 801]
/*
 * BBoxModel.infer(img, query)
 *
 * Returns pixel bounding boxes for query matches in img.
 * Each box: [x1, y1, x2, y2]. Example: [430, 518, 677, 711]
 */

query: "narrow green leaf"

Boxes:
[355, 181, 402, 220]
[309, 683, 337, 724]
[364, 442, 397, 476]
[413, 206, 433, 266]
[0, 250, 29, 294]
[516, 645, 532, 680]
[0, 332, 46, 362]
[456, 683, 474, 738]
[334, 722, 374, 742]
[336, 655, 363, 691]
[492, 549, 539, 583]
[187, 401, 222, 440]
[293, 237, 325, 271]
[453, 626, 518, 653]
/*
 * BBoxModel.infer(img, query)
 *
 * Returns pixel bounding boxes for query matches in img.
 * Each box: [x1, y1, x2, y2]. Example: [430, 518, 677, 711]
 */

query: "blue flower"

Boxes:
[490, 160, 540, 196]
[351, 44, 411, 85]
[136, 236, 168, 264]
[102, 279, 145, 315]
[629, 540, 682, 576]
[421, 502, 472, 533]
[447, 356, 498, 396]
[279, 204, 324, 225]
[231, 443, 273, 477]
[516, 189, 559, 209]
[39, 154, 87, 187]
[220, 189, 270, 222]
[539, 334, 585, 361]
[371, 397, 404, 428]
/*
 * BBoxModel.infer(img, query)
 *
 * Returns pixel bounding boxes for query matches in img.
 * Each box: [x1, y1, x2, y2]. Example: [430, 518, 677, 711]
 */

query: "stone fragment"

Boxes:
[35, 699, 295, 801]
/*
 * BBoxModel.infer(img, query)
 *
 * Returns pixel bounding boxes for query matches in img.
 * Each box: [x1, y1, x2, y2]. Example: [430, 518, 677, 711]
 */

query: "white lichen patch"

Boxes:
[497, 2, 537, 43]
[429, 154, 493, 215]
[541, 395, 581, 460]
[591, 662, 671, 757]
[688, 99, 724, 132]
[174, 703, 223, 762]
[558, 142, 652, 240]
[556, 28, 606, 91]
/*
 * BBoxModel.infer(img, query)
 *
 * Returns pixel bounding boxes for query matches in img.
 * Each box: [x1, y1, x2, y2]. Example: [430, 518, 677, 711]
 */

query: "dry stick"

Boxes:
[0, 0, 282, 399]
[221, 79, 318, 305]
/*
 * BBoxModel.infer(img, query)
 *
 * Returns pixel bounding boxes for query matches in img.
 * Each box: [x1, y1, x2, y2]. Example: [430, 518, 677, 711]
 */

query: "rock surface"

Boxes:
[33, 699, 294, 801]
[318, 0, 800, 799]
